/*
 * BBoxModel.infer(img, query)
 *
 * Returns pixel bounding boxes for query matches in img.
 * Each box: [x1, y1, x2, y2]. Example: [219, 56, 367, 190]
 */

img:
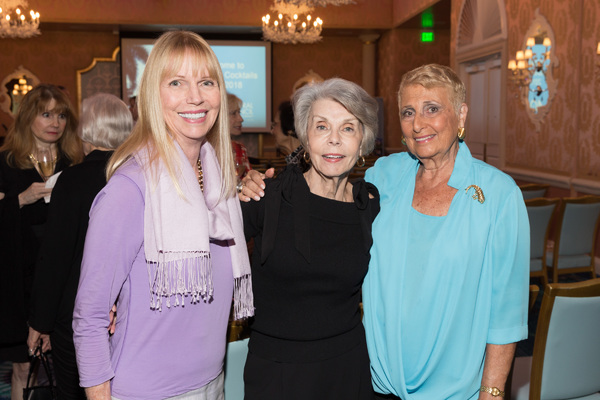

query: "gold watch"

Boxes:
[480, 386, 504, 397]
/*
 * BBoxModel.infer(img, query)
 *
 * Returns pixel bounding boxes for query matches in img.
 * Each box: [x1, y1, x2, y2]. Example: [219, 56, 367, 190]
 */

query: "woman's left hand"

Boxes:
[27, 326, 51, 355]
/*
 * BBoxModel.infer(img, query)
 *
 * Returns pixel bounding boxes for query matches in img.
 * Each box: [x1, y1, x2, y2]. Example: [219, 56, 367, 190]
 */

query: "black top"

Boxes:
[0, 151, 71, 344]
[29, 150, 112, 333]
[241, 165, 380, 362]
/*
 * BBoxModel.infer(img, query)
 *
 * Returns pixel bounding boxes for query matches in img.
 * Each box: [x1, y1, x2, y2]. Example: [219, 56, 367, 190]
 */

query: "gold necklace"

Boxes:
[197, 158, 204, 192]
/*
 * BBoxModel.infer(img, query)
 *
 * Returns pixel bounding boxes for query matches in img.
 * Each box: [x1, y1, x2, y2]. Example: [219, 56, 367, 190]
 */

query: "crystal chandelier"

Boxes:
[262, 0, 323, 44]
[0, 0, 40, 39]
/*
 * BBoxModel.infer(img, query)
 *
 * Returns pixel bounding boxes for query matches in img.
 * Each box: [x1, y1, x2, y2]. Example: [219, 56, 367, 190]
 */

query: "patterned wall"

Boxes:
[0, 30, 119, 132]
[449, 0, 600, 185]
[377, 28, 451, 150]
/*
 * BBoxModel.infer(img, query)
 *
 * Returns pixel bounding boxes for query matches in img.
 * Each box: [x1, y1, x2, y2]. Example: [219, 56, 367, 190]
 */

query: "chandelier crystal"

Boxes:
[262, 1, 323, 44]
[0, 0, 41, 39]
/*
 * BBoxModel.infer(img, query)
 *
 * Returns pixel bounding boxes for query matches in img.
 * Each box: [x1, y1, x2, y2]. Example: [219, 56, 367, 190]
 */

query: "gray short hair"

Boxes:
[292, 78, 378, 155]
[78, 93, 133, 149]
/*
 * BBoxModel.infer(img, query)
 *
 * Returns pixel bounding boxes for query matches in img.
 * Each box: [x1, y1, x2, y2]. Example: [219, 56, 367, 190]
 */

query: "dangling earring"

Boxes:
[457, 127, 466, 140]
[356, 156, 365, 167]
[303, 151, 311, 164]
[401, 137, 407, 146]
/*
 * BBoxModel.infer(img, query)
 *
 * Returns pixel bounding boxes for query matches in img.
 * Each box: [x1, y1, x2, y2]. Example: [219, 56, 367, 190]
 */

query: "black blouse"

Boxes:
[241, 165, 380, 362]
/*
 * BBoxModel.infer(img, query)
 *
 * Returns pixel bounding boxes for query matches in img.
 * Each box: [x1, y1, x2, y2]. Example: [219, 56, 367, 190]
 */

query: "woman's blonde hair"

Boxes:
[397, 64, 466, 116]
[106, 30, 236, 197]
[1, 84, 82, 169]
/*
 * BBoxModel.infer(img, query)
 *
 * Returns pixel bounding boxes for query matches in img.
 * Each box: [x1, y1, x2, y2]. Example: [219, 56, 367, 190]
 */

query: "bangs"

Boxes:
[161, 43, 220, 82]
[36, 93, 70, 116]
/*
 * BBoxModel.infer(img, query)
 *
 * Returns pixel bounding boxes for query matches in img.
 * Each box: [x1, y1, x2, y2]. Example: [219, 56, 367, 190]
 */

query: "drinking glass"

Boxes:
[37, 148, 54, 180]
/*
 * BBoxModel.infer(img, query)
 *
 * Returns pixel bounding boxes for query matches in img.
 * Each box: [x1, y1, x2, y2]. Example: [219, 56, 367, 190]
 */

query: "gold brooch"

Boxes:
[465, 184, 485, 204]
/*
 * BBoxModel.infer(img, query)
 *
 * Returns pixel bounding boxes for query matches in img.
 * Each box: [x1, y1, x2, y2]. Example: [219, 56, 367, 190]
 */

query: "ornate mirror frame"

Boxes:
[0, 66, 40, 117]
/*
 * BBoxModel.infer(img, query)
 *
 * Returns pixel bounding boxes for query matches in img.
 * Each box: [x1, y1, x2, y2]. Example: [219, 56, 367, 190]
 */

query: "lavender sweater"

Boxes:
[73, 159, 234, 400]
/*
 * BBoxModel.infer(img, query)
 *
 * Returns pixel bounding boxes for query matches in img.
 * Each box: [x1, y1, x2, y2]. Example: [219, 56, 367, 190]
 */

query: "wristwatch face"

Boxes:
[491, 388, 501, 396]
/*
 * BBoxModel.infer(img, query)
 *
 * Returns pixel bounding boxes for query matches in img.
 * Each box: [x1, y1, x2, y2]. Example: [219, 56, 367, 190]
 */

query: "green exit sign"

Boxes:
[421, 31, 434, 42]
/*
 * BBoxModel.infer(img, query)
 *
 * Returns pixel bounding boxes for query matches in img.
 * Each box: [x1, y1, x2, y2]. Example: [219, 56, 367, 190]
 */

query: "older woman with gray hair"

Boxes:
[240, 78, 379, 400]
[27, 93, 133, 400]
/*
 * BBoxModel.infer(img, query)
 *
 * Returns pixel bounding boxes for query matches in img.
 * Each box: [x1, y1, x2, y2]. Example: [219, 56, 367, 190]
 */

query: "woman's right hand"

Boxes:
[238, 168, 274, 202]
[18, 182, 51, 208]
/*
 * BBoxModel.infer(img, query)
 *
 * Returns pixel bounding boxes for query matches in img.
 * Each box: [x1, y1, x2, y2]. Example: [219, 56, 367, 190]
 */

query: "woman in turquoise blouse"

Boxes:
[241, 64, 529, 400]
[363, 64, 529, 400]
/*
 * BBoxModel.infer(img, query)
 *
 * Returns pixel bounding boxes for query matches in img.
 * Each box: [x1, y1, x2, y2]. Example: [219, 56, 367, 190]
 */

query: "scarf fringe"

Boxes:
[147, 252, 213, 311]
[232, 273, 254, 320]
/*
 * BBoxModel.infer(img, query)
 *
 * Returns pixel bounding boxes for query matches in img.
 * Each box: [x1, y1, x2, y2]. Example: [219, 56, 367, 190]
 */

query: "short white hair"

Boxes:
[78, 93, 133, 149]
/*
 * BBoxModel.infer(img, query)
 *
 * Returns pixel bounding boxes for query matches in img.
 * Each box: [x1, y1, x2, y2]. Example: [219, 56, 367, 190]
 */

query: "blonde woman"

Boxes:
[73, 31, 253, 400]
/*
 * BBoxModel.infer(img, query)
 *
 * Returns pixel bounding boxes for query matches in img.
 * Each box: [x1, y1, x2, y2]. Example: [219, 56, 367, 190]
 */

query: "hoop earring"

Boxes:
[303, 151, 311, 164]
[356, 156, 365, 168]
[401, 137, 407, 146]
[457, 127, 466, 140]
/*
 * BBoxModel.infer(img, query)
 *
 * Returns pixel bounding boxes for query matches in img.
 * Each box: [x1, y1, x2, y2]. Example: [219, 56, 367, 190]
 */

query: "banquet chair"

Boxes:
[546, 195, 600, 283]
[224, 322, 250, 399]
[526, 198, 559, 286]
[529, 278, 600, 400]
[519, 183, 549, 200]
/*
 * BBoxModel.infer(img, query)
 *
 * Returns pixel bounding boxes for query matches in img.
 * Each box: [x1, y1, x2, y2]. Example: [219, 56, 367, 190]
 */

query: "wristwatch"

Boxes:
[480, 385, 504, 397]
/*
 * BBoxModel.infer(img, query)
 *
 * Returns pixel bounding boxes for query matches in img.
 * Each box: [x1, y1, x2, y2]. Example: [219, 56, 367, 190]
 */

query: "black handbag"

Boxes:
[23, 347, 58, 400]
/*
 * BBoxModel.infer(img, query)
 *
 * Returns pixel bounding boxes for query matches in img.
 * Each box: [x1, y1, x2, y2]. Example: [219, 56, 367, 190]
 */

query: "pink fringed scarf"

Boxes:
[135, 141, 253, 320]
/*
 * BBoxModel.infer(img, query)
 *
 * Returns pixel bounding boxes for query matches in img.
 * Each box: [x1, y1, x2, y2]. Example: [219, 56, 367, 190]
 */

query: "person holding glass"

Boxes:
[72, 31, 253, 400]
[0, 83, 82, 400]
[27, 93, 133, 400]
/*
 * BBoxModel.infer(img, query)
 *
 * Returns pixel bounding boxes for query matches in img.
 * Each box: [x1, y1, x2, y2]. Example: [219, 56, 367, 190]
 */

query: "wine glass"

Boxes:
[37, 148, 54, 181]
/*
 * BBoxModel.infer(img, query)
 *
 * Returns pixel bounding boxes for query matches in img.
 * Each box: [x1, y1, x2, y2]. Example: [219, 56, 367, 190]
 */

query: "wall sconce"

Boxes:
[596, 42, 600, 73]
[508, 36, 552, 94]
[509, 9, 557, 131]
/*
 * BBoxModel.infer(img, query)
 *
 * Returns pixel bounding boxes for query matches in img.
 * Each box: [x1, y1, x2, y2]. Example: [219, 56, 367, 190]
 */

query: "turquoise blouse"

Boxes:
[363, 142, 529, 400]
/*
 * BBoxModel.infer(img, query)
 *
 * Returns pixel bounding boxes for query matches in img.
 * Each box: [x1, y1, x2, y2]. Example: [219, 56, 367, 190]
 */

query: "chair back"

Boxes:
[529, 278, 600, 400]
[526, 198, 559, 285]
[224, 337, 250, 399]
[555, 196, 600, 257]
[520, 183, 549, 200]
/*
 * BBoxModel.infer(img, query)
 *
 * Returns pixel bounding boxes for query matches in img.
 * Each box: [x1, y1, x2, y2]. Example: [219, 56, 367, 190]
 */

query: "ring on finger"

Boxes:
[236, 182, 245, 194]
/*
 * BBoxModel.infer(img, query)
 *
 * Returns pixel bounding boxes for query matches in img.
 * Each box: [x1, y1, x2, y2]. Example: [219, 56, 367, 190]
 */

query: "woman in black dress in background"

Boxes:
[27, 93, 133, 400]
[0, 84, 82, 400]
[240, 78, 379, 399]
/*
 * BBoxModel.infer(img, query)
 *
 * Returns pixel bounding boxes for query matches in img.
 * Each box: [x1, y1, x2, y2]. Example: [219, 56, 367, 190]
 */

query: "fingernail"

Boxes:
[260, 184, 265, 189]
[253, 195, 260, 201]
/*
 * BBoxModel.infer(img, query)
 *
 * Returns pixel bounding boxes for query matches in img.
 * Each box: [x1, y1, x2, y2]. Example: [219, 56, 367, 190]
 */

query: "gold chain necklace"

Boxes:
[197, 158, 204, 192]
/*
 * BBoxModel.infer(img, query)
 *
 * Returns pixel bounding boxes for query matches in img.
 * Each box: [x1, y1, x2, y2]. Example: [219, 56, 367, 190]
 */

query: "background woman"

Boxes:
[27, 93, 133, 400]
[72, 31, 252, 400]
[363, 64, 529, 399]
[241, 78, 379, 400]
[0, 84, 82, 400]
[227, 93, 250, 179]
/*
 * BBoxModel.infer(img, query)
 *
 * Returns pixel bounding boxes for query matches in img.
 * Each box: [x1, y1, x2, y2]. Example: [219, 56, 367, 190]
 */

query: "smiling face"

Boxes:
[228, 101, 244, 136]
[305, 98, 363, 180]
[31, 99, 67, 147]
[399, 84, 467, 163]
[160, 53, 221, 150]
